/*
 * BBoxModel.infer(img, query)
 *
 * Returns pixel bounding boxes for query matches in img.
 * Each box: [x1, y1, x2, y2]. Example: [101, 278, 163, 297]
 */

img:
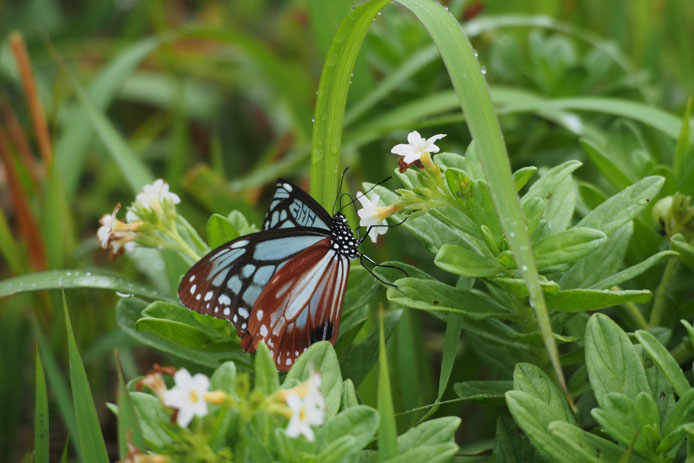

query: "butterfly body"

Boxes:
[178, 179, 362, 371]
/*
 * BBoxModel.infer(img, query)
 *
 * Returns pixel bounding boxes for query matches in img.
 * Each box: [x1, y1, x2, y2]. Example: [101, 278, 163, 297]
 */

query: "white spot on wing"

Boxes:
[283, 182, 293, 191]
[189, 284, 197, 295]
[218, 294, 231, 305]
[188, 274, 195, 282]
[204, 291, 213, 301]
[256, 309, 264, 320]
[260, 324, 268, 336]
[238, 308, 249, 319]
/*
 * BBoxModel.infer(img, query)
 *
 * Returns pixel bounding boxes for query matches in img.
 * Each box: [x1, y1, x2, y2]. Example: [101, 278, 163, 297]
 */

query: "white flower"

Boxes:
[357, 192, 399, 243]
[97, 204, 137, 257]
[391, 131, 446, 164]
[162, 368, 210, 428]
[132, 179, 180, 214]
[283, 371, 325, 441]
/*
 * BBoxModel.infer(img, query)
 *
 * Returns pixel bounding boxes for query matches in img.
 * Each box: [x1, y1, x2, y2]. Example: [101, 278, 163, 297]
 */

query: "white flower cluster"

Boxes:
[284, 371, 325, 441]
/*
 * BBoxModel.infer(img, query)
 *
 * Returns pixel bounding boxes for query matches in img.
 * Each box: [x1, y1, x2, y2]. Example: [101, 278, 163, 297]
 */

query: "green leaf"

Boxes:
[673, 96, 694, 195]
[383, 443, 458, 463]
[130, 392, 173, 448]
[506, 391, 577, 463]
[545, 289, 651, 312]
[533, 228, 606, 269]
[513, 166, 537, 191]
[453, 380, 512, 405]
[590, 393, 643, 454]
[115, 353, 144, 459]
[210, 361, 237, 395]
[67, 67, 154, 194]
[513, 363, 575, 424]
[339, 310, 401, 387]
[340, 379, 359, 410]
[548, 421, 646, 463]
[116, 298, 250, 369]
[34, 344, 49, 463]
[589, 250, 678, 289]
[396, 417, 460, 452]
[671, 234, 694, 269]
[63, 294, 109, 463]
[560, 222, 633, 289]
[418, 314, 463, 421]
[285, 341, 343, 418]
[521, 160, 582, 206]
[387, 278, 510, 319]
[57, 36, 164, 197]
[136, 318, 215, 348]
[0, 270, 173, 301]
[253, 342, 279, 395]
[493, 416, 542, 463]
[434, 243, 504, 277]
[580, 138, 633, 191]
[317, 405, 378, 455]
[635, 330, 690, 397]
[310, 0, 391, 206]
[377, 309, 398, 461]
[662, 388, 694, 437]
[576, 176, 664, 235]
[585, 313, 650, 408]
[206, 214, 239, 249]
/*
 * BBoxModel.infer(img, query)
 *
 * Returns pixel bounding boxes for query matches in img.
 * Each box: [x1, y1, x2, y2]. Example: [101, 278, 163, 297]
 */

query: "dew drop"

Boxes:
[510, 232, 515, 238]
[116, 291, 133, 298]
[473, 50, 479, 58]
[522, 265, 528, 271]
[311, 118, 315, 123]
[377, 12, 381, 15]
[480, 66, 487, 75]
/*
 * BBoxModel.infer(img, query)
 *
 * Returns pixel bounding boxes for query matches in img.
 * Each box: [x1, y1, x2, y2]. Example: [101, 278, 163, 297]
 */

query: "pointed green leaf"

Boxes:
[377, 310, 398, 461]
[513, 363, 575, 424]
[548, 421, 647, 463]
[533, 228, 606, 269]
[589, 250, 677, 289]
[0, 270, 172, 301]
[585, 314, 650, 408]
[387, 278, 510, 319]
[635, 330, 690, 396]
[545, 289, 651, 312]
[34, 344, 49, 463]
[285, 341, 342, 418]
[434, 243, 504, 277]
[63, 294, 109, 463]
[253, 342, 279, 395]
[206, 214, 239, 249]
[671, 234, 694, 269]
[115, 353, 144, 458]
[576, 176, 664, 235]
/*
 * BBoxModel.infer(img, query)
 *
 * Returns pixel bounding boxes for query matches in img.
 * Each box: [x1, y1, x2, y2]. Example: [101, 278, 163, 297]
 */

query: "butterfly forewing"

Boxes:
[262, 179, 332, 231]
[243, 238, 350, 369]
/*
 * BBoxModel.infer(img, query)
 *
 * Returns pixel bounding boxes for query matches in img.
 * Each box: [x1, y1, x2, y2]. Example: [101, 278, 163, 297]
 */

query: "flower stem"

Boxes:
[623, 301, 649, 330]
[649, 257, 679, 327]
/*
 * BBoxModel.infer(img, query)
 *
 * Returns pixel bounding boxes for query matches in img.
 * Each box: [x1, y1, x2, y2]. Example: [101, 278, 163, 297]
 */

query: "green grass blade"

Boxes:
[56, 36, 165, 197]
[377, 308, 398, 461]
[115, 351, 145, 458]
[66, 68, 154, 193]
[394, 0, 566, 397]
[0, 269, 174, 302]
[309, 0, 391, 207]
[34, 342, 49, 463]
[63, 292, 110, 463]
[31, 317, 80, 460]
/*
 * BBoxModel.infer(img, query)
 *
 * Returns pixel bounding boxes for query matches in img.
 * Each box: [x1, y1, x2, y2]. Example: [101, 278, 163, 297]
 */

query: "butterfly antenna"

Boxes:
[338, 176, 392, 214]
[332, 168, 350, 215]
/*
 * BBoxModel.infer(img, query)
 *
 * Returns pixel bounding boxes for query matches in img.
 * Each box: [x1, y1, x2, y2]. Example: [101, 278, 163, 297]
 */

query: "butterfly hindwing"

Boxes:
[243, 237, 350, 370]
[262, 179, 332, 231]
[178, 229, 329, 335]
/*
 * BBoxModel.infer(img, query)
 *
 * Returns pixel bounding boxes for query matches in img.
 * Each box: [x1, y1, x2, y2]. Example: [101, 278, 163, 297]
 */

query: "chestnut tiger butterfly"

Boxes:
[178, 178, 391, 371]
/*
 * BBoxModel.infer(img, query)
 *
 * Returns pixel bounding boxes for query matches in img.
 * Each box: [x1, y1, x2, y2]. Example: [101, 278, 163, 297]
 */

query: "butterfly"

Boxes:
[178, 178, 380, 371]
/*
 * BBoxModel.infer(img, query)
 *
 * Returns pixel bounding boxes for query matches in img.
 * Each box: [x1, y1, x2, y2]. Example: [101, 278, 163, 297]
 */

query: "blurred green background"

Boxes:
[0, 0, 692, 460]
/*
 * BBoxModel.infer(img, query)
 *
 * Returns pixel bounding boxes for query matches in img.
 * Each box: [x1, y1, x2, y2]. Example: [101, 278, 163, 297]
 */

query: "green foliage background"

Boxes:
[0, 0, 693, 461]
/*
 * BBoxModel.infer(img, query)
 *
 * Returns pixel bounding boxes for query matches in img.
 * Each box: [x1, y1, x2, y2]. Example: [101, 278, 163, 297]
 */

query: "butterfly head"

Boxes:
[330, 213, 360, 259]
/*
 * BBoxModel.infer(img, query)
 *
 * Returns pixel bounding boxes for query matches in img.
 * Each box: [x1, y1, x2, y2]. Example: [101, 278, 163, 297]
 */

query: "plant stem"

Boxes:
[623, 301, 649, 330]
[670, 341, 694, 364]
[649, 257, 680, 327]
